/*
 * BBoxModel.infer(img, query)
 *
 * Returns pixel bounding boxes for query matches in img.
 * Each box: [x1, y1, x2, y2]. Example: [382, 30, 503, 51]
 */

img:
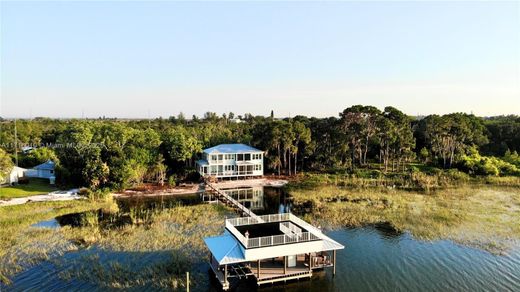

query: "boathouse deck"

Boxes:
[203, 181, 344, 290]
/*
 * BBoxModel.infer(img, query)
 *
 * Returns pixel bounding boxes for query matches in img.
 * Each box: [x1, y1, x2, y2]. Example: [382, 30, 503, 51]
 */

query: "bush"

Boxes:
[445, 169, 470, 181]
[458, 151, 520, 176]
[503, 150, 520, 168]
[168, 175, 176, 187]
[78, 187, 91, 197]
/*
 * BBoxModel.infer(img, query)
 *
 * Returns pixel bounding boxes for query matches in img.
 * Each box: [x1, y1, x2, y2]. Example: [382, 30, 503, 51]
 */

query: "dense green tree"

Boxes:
[423, 113, 487, 168]
[339, 105, 381, 167]
[481, 116, 520, 156]
[19, 147, 59, 168]
[0, 106, 517, 189]
[0, 148, 13, 182]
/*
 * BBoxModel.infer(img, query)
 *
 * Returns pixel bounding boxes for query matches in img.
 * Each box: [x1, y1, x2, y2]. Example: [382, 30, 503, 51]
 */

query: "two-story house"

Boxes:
[196, 144, 264, 178]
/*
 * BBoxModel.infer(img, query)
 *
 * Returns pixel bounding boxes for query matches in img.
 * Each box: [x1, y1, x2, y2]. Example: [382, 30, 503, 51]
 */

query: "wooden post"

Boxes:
[308, 253, 312, 271]
[284, 256, 287, 274]
[257, 259, 261, 278]
[333, 250, 337, 276]
[224, 265, 228, 284]
[186, 272, 190, 292]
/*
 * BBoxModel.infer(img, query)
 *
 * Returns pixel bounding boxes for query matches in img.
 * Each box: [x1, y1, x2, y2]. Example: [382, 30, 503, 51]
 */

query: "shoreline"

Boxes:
[112, 178, 289, 198]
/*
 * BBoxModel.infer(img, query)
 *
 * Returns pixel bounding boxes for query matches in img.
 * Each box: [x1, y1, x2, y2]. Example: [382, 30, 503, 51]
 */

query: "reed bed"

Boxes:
[0, 197, 232, 289]
[290, 183, 520, 253]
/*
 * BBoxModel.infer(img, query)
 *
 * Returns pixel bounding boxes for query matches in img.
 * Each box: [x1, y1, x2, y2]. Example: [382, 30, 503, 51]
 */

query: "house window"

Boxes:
[245, 154, 251, 161]
[218, 154, 223, 161]
[237, 154, 244, 161]
[211, 155, 217, 161]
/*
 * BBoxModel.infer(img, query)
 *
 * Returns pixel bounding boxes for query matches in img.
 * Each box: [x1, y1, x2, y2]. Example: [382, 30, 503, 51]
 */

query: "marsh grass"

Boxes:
[0, 198, 115, 283]
[290, 183, 520, 253]
[57, 204, 231, 290]
[295, 171, 520, 191]
[0, 195, 232, 289]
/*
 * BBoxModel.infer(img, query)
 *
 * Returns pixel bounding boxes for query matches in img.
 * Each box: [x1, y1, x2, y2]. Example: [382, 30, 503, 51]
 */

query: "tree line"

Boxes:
[0, 106, 519, 190]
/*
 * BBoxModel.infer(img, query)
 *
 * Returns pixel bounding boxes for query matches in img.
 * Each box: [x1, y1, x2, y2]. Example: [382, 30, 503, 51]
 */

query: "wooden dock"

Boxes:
[204, 181, 263, 222]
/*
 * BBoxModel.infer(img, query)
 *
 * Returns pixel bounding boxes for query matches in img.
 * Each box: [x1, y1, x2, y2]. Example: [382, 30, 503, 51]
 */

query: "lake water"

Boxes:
[257, 227, 520, 292]
[3, 186, 520, 291]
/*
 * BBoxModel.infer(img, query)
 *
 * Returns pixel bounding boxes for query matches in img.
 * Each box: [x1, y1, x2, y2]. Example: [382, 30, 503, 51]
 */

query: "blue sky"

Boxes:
[1, 1, 519, 118]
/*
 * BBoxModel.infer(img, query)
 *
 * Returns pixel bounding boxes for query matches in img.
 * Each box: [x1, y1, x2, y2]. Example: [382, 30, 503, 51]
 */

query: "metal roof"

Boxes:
[321, 237, 345, 251]
[204, 232, 245, 265]
[34, 160, 55, 170]
[203, 144, 262, 154]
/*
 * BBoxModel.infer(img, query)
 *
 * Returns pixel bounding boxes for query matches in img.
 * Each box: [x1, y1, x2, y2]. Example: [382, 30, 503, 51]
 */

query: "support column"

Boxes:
[257, 259, 261, 278]
[284, 256, 287, 274]
[308, 253, 312, 271]
[333, 250, 337, 276]
[224, 264, 228, 284]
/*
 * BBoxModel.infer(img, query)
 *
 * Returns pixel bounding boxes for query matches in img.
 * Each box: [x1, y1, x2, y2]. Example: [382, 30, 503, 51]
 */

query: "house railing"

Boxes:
[280, 221, 302, 236]
[226, 213, 322, 248]
[226, 213, 290, 227]
[246, 231, 320, 248]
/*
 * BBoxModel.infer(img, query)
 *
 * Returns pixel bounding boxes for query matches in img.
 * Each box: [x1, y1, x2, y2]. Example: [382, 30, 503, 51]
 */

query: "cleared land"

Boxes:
[0, 178, 57, 199]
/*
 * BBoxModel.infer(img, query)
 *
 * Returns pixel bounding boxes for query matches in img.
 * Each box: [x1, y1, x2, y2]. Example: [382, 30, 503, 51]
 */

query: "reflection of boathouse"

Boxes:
[204, 213, 344, 290]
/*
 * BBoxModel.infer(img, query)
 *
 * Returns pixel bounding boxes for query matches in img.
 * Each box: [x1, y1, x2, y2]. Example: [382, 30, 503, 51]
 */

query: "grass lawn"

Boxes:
[0, 178, 57, 199]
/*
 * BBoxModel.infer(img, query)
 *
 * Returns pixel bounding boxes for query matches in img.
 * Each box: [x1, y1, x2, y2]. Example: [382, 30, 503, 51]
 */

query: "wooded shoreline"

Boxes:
[1, 107, 519, 195]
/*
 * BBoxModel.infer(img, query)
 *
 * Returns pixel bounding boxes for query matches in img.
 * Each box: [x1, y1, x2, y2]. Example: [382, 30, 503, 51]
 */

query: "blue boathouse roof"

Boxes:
[203, 144, 262, 154]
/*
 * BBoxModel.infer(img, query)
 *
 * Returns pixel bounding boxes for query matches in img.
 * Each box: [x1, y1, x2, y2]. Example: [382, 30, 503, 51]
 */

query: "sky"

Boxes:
[1, 1, 519, 119]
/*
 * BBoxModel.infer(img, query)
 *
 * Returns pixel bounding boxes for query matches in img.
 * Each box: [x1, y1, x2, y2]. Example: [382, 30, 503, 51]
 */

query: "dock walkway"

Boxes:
[204, 180, 263, 222]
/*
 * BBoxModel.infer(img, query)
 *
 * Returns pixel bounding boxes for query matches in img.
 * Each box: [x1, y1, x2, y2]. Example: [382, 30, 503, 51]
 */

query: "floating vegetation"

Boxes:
[289, 183, 520, 253]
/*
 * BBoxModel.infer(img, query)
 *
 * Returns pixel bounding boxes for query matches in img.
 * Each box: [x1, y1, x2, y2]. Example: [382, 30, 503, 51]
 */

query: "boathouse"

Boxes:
[204, 213, 344, 290]
[196, 144, 264, 179]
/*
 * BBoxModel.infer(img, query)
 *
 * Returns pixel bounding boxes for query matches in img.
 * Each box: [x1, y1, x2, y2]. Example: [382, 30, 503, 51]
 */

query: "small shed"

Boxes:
[33, 160, 55, 179]
[2, 166, 27, 185]
[25, 160, 56, 184]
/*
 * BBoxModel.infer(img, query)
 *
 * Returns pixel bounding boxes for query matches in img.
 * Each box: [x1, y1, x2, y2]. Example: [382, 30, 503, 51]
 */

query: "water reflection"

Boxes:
[201, 186, 292, 215]
[116, 194, 201, 212]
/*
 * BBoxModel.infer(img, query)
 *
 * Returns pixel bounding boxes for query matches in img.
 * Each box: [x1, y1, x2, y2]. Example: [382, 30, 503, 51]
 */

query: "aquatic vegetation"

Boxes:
[289, 183, 520, 253]
[293, 171, 520, 192]
[57, 204, 231, 290]
[0, 198, 115, 283]
[0, 196, 231, 289]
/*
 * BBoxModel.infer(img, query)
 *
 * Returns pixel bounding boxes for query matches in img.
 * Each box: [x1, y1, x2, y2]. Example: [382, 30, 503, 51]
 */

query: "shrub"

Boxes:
[445, 169, 470, 182]
[78, 187, 91, 197]
[168, 175, 176, 187]
[503, 150, 520, 168]
[458, 151, 520, 176]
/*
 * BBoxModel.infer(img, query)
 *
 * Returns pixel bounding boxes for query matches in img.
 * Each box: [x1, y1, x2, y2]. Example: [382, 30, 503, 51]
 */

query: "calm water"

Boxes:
[3, 186, 520, 291]
[257, 227, 520, 292]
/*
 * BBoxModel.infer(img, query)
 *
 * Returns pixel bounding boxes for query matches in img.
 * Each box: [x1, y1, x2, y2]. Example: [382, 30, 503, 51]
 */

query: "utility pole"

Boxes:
[14, 118, 18, 166]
